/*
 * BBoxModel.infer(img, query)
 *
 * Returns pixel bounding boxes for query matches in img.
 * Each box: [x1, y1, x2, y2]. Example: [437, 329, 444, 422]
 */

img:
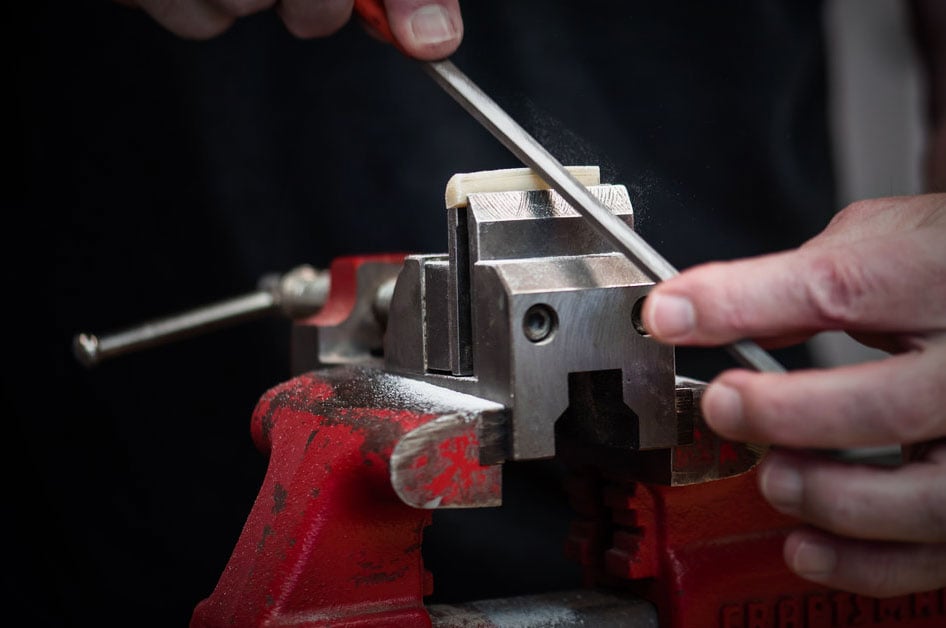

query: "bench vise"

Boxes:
[76, 169, 946, 627]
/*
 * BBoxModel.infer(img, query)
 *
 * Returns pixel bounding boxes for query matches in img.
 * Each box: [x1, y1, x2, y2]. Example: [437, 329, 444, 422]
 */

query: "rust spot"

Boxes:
[288, 538, 296, 547]
[310, 487, 321, 499]
[265, 594, 274, 608]
[353, 565, 409, 586]
[272, 483, 287, 515]
[261, 413, 275, 443]
[257, 525, 273, 552]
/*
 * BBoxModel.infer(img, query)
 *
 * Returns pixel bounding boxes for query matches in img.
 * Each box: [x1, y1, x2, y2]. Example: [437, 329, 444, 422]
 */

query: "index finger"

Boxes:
[640, 229, 946, 347]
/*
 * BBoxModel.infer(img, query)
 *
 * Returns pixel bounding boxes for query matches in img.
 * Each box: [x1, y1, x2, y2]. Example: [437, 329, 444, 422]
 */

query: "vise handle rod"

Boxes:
[72, 265, 329, 367]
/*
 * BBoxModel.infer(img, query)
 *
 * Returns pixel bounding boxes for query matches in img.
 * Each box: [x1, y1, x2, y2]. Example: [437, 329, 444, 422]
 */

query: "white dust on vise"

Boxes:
[371, 372, 503, 414]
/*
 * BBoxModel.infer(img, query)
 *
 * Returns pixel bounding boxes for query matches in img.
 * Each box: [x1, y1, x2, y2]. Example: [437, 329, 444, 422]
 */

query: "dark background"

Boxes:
[5, 1, 835, 624]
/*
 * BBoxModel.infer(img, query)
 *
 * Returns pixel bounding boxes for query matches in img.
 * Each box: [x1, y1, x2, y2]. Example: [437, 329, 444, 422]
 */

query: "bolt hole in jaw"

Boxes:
[522, 303, 558, 344]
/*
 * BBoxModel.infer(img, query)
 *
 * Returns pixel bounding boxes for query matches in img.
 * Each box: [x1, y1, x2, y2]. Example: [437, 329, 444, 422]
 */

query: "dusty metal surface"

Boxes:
[428, 589, 657, 627]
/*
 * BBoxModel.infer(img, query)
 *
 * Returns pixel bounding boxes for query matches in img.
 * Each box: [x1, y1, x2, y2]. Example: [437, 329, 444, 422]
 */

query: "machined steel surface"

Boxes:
[423, 59, 784, 374]
[387, 185, 677, 461]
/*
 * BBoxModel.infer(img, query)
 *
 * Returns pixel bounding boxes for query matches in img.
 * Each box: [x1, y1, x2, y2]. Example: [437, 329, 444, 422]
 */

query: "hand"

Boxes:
[641, 193, 946, 597]
[114, 0, 463, 59]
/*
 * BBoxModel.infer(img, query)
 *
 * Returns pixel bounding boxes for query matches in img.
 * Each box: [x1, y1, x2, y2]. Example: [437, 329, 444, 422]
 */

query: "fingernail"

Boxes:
[759, 456, 803, 514]
[792, 539, 837, 579]
[647, 293, 695, 340]
[409, 5, 457, 46]
[702, 382, 744, 434]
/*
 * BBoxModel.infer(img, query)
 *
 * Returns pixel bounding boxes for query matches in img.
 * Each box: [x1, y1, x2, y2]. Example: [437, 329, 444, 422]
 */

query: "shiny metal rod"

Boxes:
[73, 291, 278, 367]
[423, 59, 785, 373]
[73, 265, 330, 367]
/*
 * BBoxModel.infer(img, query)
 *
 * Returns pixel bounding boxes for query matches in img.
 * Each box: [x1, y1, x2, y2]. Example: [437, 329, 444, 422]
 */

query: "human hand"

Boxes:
[641, 194, 946, 597]
[114, 0, 463, 59]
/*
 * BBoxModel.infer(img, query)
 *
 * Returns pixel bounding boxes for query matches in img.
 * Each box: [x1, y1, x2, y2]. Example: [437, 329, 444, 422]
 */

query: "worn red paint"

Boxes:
[561, 441, 946, 628]
[391, 416, 503, 509]
[191, 368, 439, 627]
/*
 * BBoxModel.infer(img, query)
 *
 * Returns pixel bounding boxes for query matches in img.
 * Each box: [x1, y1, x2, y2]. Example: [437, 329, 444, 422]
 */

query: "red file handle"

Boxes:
[353, 0, 401, 49]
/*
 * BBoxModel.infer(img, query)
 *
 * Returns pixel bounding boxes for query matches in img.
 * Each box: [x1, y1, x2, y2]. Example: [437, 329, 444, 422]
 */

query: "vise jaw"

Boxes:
[385, 174, 676, 462]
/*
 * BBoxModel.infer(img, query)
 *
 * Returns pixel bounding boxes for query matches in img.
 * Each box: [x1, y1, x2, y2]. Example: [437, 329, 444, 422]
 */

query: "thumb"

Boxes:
[381, 0, 463, 60]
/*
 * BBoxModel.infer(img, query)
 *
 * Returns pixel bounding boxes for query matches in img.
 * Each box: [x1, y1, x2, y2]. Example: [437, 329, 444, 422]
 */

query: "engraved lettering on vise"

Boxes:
[719, 589, 946, 627]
